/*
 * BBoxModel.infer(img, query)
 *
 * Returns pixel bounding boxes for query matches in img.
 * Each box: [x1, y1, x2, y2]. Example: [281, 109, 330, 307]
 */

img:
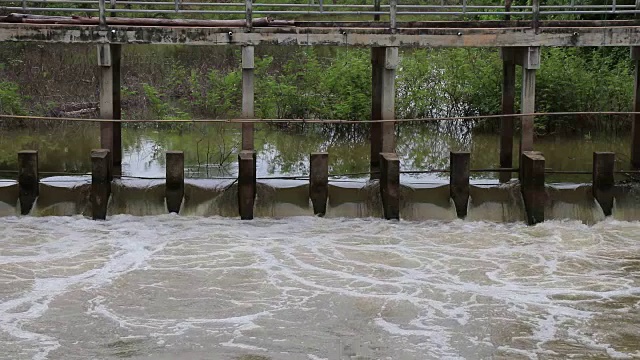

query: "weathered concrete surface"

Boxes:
[380, 152, 400, 220]
[520, 67, 536, 153]
[632, 47, 640, 169]
[18, 150, 38, 215]
[593, 152, 615, 217]
[370, 47, 396, 180]
[98, 43, 122, 168]
[166, 151, 184, 214]
[450, 152, 470, 219]
[309, 153, 329, 216]
[521, 151, 545, 225]
[238, 150, 256, 220]
[242, 45, 255, 151]
[91, 149, 111, 220]
[500, 50, 516, 183]
[4, 23, 640, 47]
[370, 47, 384, 180]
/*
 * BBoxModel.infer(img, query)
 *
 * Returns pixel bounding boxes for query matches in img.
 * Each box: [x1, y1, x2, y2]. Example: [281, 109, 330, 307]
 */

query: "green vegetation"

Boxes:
[0, 44, 635, 135]
[134, 46, 634, 135]
[0, 81, 25, 116]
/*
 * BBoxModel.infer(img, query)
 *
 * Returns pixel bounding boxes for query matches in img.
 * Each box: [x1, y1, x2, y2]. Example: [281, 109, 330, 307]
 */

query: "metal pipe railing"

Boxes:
[5, 0, 640, 32]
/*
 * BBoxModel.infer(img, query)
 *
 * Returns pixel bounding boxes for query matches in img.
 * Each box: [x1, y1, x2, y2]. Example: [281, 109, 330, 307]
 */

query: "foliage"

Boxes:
[0, 81, 26, 116]
[142, 83, 190, 121]
[534, 47, 633, 134]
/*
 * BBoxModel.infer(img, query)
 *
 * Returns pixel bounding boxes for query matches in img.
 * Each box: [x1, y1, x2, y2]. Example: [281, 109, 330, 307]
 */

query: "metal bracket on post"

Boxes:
[97, 44, 111, 67]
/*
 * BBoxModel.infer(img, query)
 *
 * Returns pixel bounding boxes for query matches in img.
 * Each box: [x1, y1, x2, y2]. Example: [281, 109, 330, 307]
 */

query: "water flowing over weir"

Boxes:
[0, 216, 639, 359]
[1, 177, 639, 223]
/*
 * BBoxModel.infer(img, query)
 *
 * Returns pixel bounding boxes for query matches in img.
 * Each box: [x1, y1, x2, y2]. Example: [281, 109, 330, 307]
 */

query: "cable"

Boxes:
[0, 110, 637, 124]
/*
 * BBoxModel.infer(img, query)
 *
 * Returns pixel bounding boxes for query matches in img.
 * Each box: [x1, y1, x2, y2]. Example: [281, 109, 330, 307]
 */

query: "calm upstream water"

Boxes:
[0, 124, 633, 183]
[0, 216, 639, 359]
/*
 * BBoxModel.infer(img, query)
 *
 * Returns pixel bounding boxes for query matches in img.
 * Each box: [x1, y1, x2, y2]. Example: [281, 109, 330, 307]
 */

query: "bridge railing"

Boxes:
[2, 0, 640, 28]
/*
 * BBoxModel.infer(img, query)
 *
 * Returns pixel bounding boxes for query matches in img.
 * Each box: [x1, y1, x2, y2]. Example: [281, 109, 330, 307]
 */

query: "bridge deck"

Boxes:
[1, 19, 640, 47]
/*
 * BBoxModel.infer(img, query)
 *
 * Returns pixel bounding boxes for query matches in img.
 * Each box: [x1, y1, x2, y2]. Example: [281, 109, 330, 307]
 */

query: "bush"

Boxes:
[0, 81, 26, 116]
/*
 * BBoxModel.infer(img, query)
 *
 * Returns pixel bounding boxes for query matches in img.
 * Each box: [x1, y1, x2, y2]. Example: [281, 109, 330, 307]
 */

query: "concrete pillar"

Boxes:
[631, 47, 640, 169]
[371, 47, 398, 179]
[166, 151, 184, 214]
[309, 153, 329, 216]
[370, 47, 384, 179]
[520, 151, 545, 225]
[593, 152, 615, 216]
[18, 150, 38, 215]
[520, 47, 540, 154]
[500, 48, 516, 183]
[97, 44, 122, 170]
[242, 45, 255, 151]
[381, 47, 398, 154]
[450, 152, 470, 219]
[238, 150, 256, 220]
[91, 149, 112, 220]
[380, 152, 400, 220]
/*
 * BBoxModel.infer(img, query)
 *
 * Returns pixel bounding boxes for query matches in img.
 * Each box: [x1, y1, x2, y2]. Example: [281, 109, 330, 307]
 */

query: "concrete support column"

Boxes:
[166, 151, 185, 214]
[380, 152, 400, 220]
[309, 153, 329, 216]
[97, 44, 122, 170]
[371, 47, 398, 179]
[91, 149, 112, 220]
[238, 150, 256, 220]
[593, 152, 615, 217]
[500, 48, 516, 183]
[450, 152, 470, 219]
[18, 150, 38, 215]
[370, 47, 384, 179]
[242, 45, 255, 151]
[520, 151, 545, 225]
[520, 47, 540, 154]
[631, 47, 640, 169]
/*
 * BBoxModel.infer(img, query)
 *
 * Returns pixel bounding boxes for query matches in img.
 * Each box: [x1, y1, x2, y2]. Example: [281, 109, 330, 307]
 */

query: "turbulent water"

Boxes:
[0, 216, 639, 359]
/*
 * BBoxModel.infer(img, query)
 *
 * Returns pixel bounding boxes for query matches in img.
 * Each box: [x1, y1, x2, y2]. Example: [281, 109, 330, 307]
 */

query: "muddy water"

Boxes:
[0, 216, 639, 359]
[0, 125, 632, 183]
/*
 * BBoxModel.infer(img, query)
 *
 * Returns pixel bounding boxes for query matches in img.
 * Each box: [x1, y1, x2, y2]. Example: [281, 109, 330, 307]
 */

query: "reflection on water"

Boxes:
[0, 124, 633, 183]
[0, 216, 638, 359]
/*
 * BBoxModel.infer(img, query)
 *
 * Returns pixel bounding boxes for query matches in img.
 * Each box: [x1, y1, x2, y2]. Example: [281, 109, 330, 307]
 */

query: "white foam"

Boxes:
[0, 216, 639, 359]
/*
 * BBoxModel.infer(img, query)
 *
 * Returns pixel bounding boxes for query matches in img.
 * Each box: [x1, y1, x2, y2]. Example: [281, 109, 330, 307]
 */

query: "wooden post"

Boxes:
[520, 151, 545, 225]
[371, 47, 397, 180]
[91, 149, 111, 220]
[98, 44, 122, 170]
[593, 152, 615, 216]
[309, 153, 329, 216]
[380, 152, 400, 220]
[631, 47, 640, 169]
[166, 151, 184, 214]
[242, 45, 255, 151]
[450, 152, 470, 219]
[500, 48, 516, 183]
[18, 150, 38, 215]
[238, 150, 256, 220]
[520, 47, 540, 155]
